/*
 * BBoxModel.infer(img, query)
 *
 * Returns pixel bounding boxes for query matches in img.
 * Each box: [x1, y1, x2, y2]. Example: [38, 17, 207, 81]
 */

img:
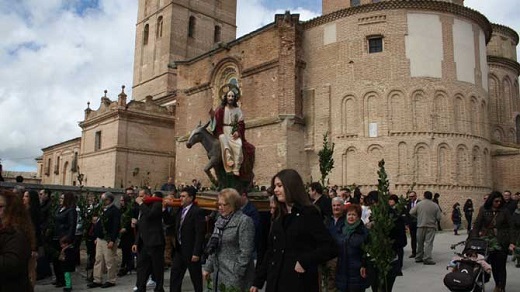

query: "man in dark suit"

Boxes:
[309, 182, 332, 220]
[405, 191, 420, 258]
[169, 186, 205, 292]
[132, 188, 165, 292]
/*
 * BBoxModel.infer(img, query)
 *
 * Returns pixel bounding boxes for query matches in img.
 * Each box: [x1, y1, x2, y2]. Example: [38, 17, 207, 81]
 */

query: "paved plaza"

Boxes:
[35, 231, 520, 292]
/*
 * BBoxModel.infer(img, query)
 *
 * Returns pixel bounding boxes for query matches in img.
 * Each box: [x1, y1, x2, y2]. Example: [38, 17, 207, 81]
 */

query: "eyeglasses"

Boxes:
[493, 200, 501, 203]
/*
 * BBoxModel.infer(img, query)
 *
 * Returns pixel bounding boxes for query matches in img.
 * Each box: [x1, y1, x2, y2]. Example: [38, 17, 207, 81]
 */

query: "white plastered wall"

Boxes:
[453, 19, 476, 84]
[406, 13, 443, 78]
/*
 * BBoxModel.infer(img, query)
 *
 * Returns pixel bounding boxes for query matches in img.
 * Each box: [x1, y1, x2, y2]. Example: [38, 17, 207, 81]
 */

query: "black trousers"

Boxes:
[136, 245, 165, 292]
[488, 250, 508, 289]
[409, 222, 417, 255]
[169, 249, 203, 292]
[52, 239, 65, 284]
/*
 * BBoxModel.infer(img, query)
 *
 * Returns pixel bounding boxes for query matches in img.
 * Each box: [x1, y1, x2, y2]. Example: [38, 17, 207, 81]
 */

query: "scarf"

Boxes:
[209, 212, 235, 251]
[343, 219, 361, 236]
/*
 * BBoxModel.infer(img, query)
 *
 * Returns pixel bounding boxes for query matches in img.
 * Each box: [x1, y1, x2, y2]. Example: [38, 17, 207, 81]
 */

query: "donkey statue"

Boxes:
[186, 121, 255, 190]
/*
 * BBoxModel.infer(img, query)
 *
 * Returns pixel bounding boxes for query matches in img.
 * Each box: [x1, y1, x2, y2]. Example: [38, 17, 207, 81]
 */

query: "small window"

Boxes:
[214, 25, 221, 43]
[54, 156, 60, 175]
[156, 16, 163, 38]
[372, 0, 381, 3]
[188, 16, 196, 38]
[45, 158, 51, 176]
[143, 24, 149, 45]
[95, 131, 102, 151]
[350, 0, 361, 7]
[368, 36, 383, 53]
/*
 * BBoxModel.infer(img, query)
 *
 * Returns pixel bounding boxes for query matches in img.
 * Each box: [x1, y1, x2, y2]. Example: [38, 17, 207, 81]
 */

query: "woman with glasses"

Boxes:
[472, 191, 516, 292]
[52, 192, 78, 288]
[251, 169, 337, 292]
[0, 189, 35, 292]
[202, 188, 255, 291]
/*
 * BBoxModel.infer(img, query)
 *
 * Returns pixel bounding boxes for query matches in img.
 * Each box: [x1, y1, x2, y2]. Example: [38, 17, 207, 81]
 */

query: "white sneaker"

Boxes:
[133, 286, 138, 292]
[146, 279, 156, 288]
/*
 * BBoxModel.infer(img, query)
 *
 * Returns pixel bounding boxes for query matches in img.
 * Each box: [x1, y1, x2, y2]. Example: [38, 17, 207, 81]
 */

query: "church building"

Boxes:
[39, 0, 520, 203]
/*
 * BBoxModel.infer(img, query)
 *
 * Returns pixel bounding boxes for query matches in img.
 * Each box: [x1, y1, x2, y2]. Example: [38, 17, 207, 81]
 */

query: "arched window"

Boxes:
[156, 16, 163, 38]
[516, 115, 520, 144]
[214, 25, 221, 43]
[188, 16, 196, 38]
[143, 24, 149, 45]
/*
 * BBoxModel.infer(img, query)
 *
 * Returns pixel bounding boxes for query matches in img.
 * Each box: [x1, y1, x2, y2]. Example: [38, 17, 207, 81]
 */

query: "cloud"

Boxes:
[0, 0, 137, 171]
[237, 0, 320, 37]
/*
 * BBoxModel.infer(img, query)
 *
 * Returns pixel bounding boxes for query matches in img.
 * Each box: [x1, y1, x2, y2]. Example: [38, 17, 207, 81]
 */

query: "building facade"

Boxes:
[40, 0, 520, 209]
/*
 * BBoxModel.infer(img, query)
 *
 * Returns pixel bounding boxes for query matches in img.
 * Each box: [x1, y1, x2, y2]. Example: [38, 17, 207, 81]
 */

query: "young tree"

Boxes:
[318, 132, 335, 187]
[363, 159, 395, 291]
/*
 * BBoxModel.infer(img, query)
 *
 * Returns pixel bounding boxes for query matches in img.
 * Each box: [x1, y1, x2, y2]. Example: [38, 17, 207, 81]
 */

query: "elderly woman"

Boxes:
[336, 204, 369, 292]
[203, 188, 255, 291]
[0, 189, 35, 292]
[472, 191, 515, 292]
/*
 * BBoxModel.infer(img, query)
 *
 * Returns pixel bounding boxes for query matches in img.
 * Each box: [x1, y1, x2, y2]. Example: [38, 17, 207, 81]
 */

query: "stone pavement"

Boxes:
[35, 231, 520, 292]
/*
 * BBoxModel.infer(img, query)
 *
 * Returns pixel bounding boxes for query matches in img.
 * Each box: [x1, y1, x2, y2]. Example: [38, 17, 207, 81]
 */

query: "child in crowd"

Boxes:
[451, 202, 462, 235]
[59, 236, 76, 292]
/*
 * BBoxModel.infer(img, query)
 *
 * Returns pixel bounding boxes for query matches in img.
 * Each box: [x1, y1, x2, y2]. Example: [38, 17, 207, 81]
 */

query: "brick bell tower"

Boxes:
[132, 0, 237, 101]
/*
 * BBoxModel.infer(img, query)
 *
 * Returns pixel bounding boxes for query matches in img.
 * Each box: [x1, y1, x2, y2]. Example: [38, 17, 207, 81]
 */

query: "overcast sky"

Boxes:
[0, 0, 518, 172]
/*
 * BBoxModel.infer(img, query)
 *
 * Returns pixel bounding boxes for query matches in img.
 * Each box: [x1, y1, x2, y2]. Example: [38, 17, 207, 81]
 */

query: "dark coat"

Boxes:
[135, 201, 165, 248]
[242, 200, 261, 251]
[335, 221, 369, 291]
[512, 210, 520, 244]
[173, 204, 205, 258]
[59, 245, 76, 272]
[326, 215, 346, 244]
[452, 207, 462, 225]
[93, 204, 121, 242]
[0, 227, 32, 292]
[254, 204, 337, 292]
[53, 207, 77, 241]
[314, 195, 332, 220]
[472, 207, 514, 250]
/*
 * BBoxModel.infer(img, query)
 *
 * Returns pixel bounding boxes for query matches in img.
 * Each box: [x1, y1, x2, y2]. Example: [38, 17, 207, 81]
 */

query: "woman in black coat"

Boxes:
[52, 192, 77, 288]
[0, 190, 35, 292]
[335, 204, 369, 292]
[251, 169, 337, 292]
[472, 191, 515, 292]
[463, 199, 474, 234]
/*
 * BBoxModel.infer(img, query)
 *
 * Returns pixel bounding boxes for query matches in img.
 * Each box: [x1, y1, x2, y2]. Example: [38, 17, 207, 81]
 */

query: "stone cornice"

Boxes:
[41, 137, 81, 152]
[242, 59, 279, 78]
[184, 82, 211, 95]
[303, 0, 492, 42]
[388, 131, 490, 143]
[491, 23, 519, 45]
[487, 56, 520, 76]
[80, 146, 173, 159]
[79, 109, 174, 128]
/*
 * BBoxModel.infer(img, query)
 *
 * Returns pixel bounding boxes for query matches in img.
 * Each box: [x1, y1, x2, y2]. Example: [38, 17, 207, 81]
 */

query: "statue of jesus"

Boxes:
[209, 84, 244, 176]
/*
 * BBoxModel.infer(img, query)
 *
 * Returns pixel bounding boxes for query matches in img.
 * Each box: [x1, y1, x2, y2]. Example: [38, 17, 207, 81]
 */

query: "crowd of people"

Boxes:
[1, 173, 520, 292]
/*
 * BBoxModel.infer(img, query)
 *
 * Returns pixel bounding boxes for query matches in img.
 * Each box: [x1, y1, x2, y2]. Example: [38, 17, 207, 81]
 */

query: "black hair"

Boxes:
[484, 191, 504, 210]
[310, 182, 323, 195]
[424, 191, 433, 200]
[181, 186, 197, 200]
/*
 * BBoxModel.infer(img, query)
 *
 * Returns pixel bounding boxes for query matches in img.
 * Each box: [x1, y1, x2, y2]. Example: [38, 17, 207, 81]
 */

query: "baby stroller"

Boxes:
[444, 238, 491, 292]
